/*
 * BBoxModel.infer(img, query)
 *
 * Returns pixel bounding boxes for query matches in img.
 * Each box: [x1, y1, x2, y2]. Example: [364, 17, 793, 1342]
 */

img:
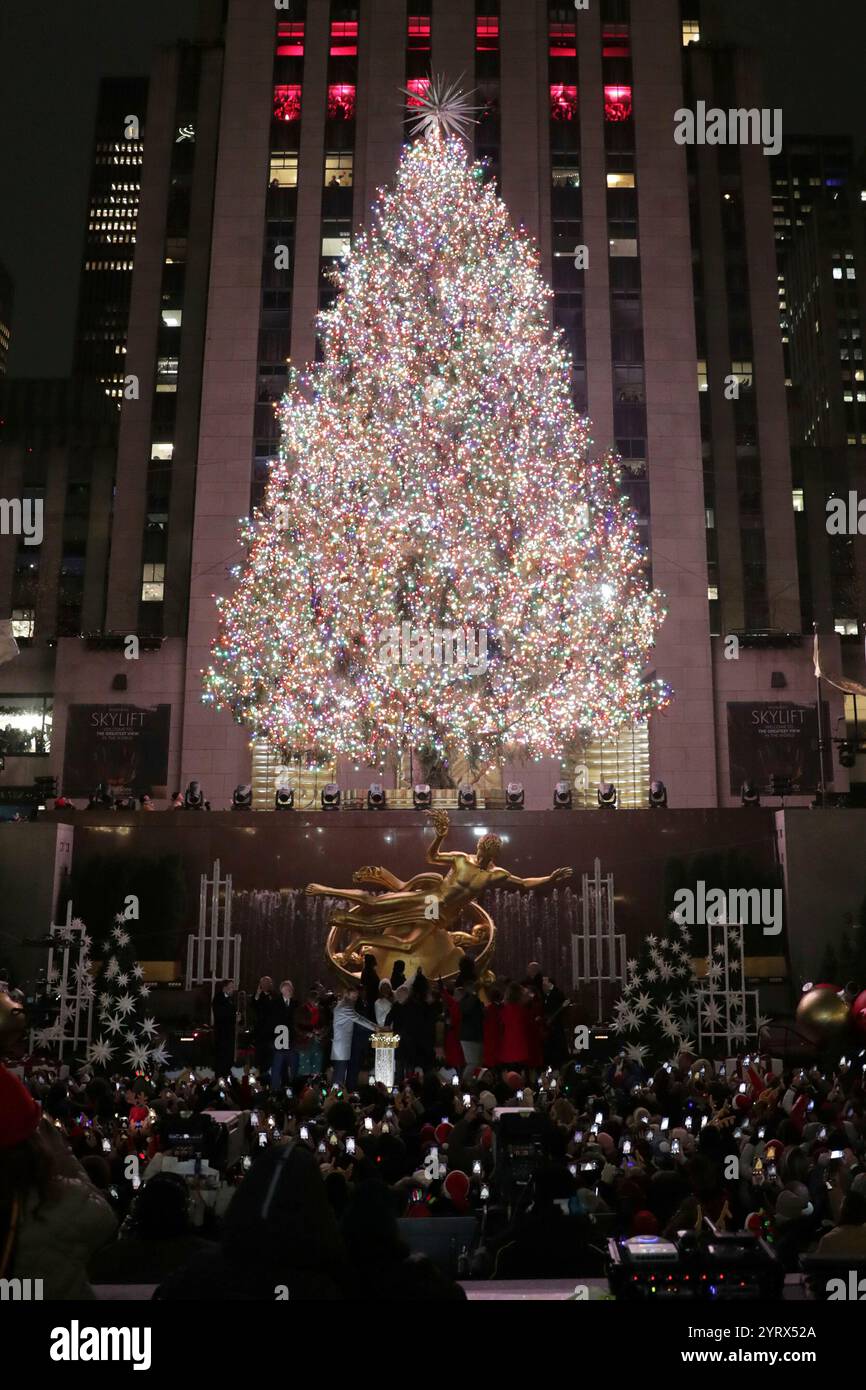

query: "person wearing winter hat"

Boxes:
[478, 1089, 497, 1117]
[0, 1064, 116, 1298]
[631, 1209, 660, 1237]
[443, 1169, 471, 1214]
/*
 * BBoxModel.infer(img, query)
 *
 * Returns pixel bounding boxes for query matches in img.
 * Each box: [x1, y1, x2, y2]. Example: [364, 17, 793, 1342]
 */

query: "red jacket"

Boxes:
[483, 1002, 502, 1068]
[499, 1002, 529, 1065]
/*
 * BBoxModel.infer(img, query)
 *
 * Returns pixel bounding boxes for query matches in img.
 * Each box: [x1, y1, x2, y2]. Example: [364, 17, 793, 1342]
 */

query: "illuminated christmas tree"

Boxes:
[87, 916, 170, 1072]
[204, 86, 669, 775]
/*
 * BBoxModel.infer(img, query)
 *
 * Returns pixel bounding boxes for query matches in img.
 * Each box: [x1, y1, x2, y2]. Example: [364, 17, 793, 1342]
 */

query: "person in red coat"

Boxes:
[483, 986, 503, 1070]
[499, 983, 530, 1069]
[440, 985, 465, 1071]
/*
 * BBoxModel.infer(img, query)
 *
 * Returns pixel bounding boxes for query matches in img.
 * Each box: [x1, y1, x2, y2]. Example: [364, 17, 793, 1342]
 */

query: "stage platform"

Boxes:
[3, 805, 865, 995]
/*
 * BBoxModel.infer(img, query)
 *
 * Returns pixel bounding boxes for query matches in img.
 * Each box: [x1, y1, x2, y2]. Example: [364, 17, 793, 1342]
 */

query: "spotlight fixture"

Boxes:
[184, 780, 206, 809]
[649, 780, 668, 809]
[553, 781, 572, 810]
[505, 782, 525, 810]
[740, 780, 760, 807]
[457, 785, 477, 810]
[367, 782, 386, 810]
[275, 785, 295, 810]
[231, 784, 253, 810]
[597, 781, 617, 809]
[412, 783, 432, 810]
[321, 782, 341, 810]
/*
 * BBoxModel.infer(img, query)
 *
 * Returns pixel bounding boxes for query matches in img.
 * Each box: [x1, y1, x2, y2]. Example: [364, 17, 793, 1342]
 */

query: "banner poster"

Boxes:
[726, 700, 829, 795]
[62, 704, 171, 797]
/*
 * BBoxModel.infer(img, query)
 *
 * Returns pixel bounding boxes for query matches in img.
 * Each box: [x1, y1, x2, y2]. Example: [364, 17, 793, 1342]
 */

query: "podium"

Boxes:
[371, 1031, 400, 1088]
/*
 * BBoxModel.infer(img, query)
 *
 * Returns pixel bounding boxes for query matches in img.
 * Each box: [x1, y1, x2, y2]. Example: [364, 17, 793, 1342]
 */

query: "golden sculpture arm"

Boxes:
[501, 867, 572, 890]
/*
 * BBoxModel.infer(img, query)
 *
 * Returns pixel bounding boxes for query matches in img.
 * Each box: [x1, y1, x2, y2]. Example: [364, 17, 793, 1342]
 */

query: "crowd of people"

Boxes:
[2, 960, 866, 1301]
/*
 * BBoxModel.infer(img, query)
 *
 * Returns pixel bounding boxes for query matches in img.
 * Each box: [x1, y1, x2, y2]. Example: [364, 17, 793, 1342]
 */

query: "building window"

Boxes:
[270, 154, 299, 188]
[604, 85, 632, 122]
[609, 238, 638, 257]
[682, 21, 701, 45]
[141, 563, 165, 603]
[322, 234, 351, 258]
[606, 171, 635, 188]
[707, 585, 719, 601]
[330, 19, 358, 58]
[697, 361, 708, 392]
[550, 84, 579, 121]
[150, 442, 173, 461]
[10, 609, 35, 640]
[0, 695, 52, 754]
[274, 85, 302, 123]
[405, 78, 431, 108]
[324, 152, 354, 187]
[327, 84, 357, 121]
[792, 489, 804, 512]
[835, 618, 858, 636]
[408, 14, 431, 45]
[161, 308, 182, 328]
[276, 21, 305, 57]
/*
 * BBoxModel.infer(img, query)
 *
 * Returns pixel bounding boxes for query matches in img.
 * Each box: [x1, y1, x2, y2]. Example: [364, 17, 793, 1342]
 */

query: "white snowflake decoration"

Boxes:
[87, 1038, 115, 1067]
[126, 1042, 151, 1070]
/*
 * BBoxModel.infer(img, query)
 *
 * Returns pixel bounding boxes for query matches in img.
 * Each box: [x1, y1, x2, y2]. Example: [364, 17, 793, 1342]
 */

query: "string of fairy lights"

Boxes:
[203, 117, 670, 770]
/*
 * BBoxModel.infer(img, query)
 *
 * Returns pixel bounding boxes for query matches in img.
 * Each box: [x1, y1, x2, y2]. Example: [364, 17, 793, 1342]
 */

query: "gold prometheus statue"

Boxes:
[306, 809, 572, 985]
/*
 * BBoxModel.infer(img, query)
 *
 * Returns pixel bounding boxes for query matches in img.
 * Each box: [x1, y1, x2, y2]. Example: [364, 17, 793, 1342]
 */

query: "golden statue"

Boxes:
[306, 809, 572, 985]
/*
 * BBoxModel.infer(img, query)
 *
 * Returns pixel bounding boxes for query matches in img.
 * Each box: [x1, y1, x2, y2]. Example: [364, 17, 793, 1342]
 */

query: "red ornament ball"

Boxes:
[850, 989, 866, 1038]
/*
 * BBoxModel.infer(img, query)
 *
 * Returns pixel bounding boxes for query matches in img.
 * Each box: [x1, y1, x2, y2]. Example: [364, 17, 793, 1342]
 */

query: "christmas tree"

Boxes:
[87, 916, 170, 1072]
[609, 916, 701, 1068]
[204, 83, 669, 774]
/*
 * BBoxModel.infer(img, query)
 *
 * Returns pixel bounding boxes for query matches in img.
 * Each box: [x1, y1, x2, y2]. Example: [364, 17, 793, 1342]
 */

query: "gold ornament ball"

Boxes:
[795, 986, 850, 1047]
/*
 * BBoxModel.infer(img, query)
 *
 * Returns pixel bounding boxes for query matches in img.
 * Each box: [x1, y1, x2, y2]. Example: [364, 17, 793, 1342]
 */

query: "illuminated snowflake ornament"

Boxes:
[126, 1042, 151, 1071]
[88, 1038, 115, 1067]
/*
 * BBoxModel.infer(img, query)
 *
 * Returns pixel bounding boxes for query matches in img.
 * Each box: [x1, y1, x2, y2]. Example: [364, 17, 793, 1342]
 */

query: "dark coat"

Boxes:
[155, 1144, 348, 1300]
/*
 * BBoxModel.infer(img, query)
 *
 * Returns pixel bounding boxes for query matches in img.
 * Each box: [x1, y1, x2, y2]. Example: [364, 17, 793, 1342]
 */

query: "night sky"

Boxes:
[0, 0, 863, 378]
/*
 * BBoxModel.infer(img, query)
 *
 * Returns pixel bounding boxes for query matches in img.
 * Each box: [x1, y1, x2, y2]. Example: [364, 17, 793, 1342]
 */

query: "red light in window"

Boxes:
[274, 84, 302, 123]
[405, 78, 430, 107]
[602, 45, 631, 57]
[550, 84, 578, 122]
[276, 20, 304, 56]
[327, 84, 356, 121]
[604, 84, 632, 122]
[550, 44, 577, 57]
[330, 20, 358, 56]
[476, 17, 499, 50]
